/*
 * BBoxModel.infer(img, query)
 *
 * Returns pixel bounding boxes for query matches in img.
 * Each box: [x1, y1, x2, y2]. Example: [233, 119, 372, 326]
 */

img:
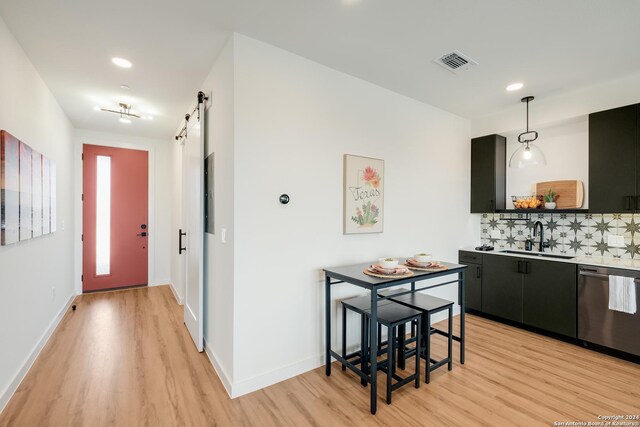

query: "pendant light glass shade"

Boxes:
[509, 142, 546, 168]
[509, 95, 546, 168]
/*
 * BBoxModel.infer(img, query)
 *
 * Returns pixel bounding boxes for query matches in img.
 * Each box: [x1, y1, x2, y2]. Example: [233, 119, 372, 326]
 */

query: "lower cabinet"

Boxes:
[458, 251, 482, 311]
[482, 255, 523, 322]
[480, 253, 577, 338]
[523, 259, 577, 337]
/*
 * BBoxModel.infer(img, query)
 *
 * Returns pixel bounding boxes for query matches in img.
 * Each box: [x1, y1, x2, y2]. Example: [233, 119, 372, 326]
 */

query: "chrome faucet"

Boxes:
[532, 221, 550, 252]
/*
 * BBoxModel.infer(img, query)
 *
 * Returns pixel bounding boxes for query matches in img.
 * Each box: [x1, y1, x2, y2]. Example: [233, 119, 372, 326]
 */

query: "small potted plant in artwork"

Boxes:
[544, 189, 557, 209]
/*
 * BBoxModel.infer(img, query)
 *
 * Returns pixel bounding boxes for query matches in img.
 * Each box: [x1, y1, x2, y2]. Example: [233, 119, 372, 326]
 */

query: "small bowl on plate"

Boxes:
[378, 258, 399, 269]
[414, 253, 432, 263]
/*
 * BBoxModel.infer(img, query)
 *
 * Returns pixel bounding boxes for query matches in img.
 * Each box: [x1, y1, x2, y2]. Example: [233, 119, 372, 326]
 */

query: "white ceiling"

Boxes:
[1, 0, 639, 139]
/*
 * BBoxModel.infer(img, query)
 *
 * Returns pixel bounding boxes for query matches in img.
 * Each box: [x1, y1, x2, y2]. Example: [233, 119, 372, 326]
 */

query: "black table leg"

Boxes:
[325, 275, 331, 376]
[459, 270, 465, 364]
[369, 290, 378, 415]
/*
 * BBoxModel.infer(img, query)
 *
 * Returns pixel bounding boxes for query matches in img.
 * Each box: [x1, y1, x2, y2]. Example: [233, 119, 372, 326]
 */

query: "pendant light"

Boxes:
[509, 96, 546, 168]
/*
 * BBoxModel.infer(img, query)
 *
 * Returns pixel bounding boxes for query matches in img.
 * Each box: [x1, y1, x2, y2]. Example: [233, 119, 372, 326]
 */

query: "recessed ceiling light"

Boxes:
[93, 106, 100, 111]
[120, 84, 130, 90]
[112, 57, 132, 68]
[506, 82, 524, 92]
[119, 117, 131, 124]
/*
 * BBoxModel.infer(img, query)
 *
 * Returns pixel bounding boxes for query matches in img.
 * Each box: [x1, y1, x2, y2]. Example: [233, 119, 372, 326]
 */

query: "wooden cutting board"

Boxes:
[535, 180, 584, 209]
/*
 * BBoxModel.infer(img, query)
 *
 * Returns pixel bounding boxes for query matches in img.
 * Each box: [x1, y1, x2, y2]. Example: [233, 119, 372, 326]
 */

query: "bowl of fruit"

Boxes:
[511, 195, 544, 209]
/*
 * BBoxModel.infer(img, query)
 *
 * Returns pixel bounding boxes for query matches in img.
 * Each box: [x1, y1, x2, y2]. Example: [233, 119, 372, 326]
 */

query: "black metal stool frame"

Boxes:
[341, 300, 422, 404]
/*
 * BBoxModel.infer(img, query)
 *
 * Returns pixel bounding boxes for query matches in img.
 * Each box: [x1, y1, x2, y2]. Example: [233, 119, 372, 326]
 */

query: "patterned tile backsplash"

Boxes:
[480, 213, 640, 259]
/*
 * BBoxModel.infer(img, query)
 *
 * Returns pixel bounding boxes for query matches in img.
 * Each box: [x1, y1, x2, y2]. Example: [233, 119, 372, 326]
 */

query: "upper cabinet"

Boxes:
[589, 104, 640, 213]
[470, 134, 506, 213]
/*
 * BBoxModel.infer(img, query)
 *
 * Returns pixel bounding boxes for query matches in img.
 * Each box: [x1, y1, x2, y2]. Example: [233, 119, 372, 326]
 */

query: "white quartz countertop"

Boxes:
[460, 246, 640, 272]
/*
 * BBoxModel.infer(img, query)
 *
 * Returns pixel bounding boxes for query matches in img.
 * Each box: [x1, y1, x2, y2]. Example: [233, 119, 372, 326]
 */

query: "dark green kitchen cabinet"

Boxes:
[523, 259, 577, 337]
[589, 104, 640, 213]
[458, 251, 482, 311]
[482, 254, 577, 337]
[471, 134, 506, 213]
[482, 254, 523, 322]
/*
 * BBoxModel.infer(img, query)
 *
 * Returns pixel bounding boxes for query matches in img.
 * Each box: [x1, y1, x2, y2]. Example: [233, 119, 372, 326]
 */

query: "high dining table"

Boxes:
[323, 260, 467, 415]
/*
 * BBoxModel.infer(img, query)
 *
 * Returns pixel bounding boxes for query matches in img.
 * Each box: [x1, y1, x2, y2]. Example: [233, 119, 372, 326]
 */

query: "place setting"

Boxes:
[363, 253, 448, 278]
[403, 253, 448, 272]
[363, 257, 414, 278]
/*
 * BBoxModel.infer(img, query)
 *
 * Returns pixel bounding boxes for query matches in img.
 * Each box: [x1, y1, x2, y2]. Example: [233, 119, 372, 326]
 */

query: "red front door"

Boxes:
[82, 144, 148, 292]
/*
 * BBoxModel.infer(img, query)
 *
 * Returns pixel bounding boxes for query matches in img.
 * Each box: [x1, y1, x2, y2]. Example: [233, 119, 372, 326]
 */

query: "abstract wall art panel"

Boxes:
[1, 131, 20, 245]
[42, 157, 51, 234]
[19, 141, 32, 241]
[32, 150, 43, 237]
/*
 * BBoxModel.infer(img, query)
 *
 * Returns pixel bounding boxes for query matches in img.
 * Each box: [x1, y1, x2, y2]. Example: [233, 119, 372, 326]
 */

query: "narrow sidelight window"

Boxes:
[96, 156, 111, 275]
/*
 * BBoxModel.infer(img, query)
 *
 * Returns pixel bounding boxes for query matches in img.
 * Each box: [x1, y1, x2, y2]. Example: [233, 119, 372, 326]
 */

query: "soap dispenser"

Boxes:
[525, 236, 533, 251]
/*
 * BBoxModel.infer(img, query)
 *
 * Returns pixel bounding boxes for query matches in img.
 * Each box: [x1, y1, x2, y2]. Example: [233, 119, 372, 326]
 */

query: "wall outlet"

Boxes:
[607, 235, 625, 248]
[490, 229, 501, 239]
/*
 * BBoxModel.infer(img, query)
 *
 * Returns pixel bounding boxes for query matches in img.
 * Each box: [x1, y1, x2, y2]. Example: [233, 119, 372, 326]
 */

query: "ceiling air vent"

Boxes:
[434, 50, 478, 74]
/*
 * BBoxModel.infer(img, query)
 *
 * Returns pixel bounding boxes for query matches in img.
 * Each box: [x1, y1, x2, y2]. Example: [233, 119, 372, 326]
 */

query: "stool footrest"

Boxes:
[390, 375, 417, 391]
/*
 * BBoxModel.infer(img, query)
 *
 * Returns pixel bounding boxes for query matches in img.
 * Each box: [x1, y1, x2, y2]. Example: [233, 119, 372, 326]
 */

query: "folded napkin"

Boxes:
[372, 265, 409, 275]
[608, 275, 637, 314]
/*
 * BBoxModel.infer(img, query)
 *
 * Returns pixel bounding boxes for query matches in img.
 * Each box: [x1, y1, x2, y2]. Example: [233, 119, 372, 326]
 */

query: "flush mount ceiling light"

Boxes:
[112, 57, 132, 68]
[509, 96, 546, 168]
[101, 103, 142, 123]
[119, 84, 131, 90]
[506, 82, 524, 91]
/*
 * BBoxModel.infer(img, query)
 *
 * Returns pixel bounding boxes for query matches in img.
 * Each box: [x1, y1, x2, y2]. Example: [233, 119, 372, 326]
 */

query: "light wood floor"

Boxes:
[1, 286, 638, 427]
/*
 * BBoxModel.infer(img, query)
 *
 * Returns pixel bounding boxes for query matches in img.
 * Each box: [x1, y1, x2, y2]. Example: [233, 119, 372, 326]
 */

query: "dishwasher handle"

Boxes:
[579, 270, 640, 282]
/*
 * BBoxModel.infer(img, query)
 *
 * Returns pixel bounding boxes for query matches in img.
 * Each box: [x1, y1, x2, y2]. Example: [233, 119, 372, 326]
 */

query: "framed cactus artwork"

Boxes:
[343, 154, 384, 234]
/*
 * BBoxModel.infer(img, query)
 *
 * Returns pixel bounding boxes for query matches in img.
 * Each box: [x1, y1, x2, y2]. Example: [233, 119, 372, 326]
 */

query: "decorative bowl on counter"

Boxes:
[511, 195, 544, 209]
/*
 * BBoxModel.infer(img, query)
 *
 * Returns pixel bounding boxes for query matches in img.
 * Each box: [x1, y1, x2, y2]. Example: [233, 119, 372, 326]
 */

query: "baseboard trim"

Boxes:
[168, 282, 183, 305]
[0, 293, 76, 415]
[231, 354, 324, 399]
[203, 339, 233, 398]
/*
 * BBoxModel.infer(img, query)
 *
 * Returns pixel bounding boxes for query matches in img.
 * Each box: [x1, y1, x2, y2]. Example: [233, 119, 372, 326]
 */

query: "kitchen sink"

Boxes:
[500, 250, 575, 260]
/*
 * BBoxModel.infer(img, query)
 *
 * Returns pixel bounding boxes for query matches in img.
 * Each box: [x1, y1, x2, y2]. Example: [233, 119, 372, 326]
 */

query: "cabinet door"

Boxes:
[482, 255, 523, 322]
[459, 252, 482, 311]
[464, 263, 483, 311]
[471, 135, 506, 213]
[589, 104, 638, 213]
[523, 259, 577, 337]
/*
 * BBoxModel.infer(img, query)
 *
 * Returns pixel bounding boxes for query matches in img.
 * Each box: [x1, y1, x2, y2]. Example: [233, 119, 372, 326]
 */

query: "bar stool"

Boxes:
[341, 296, 422, 404]
[387, 292, 454, 383]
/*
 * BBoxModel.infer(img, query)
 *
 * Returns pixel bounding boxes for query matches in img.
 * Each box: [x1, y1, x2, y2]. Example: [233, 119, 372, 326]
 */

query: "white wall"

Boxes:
[73, 129, 172, 294]
[230, 35, 474, 396]
[0, 15, 75, 412]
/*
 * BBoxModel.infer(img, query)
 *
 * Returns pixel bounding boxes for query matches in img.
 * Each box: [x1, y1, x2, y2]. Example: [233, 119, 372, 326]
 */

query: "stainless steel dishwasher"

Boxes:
[578, 265, 640, 357]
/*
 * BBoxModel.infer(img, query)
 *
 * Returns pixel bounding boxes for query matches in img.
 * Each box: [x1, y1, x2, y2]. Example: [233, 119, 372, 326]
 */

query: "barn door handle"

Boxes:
[179, 229, 187, 254]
